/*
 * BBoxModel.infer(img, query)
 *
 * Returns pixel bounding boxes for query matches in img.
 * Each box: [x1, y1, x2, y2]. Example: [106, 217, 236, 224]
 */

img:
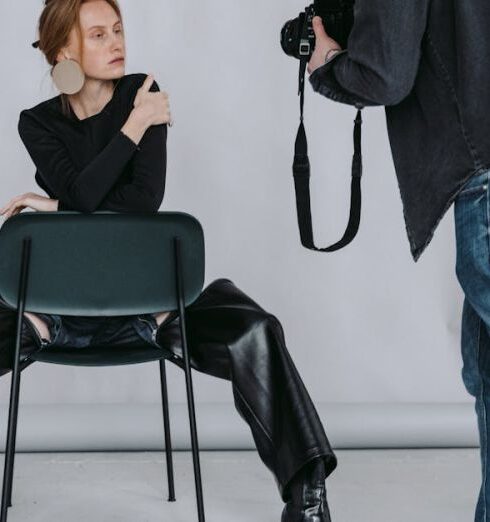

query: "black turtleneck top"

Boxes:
[17, 73, 167, 213]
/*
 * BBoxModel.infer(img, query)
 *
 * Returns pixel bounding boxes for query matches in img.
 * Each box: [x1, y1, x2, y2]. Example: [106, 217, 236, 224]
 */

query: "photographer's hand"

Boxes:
[307, 16, 342, 74]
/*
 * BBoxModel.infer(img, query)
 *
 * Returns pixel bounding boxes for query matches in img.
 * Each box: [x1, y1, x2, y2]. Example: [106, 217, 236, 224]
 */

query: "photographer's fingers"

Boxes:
[312, 16, 327, 38]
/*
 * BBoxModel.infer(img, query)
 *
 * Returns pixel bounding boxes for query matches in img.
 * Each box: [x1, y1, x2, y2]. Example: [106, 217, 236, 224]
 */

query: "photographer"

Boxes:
[307, 1, 490, 520]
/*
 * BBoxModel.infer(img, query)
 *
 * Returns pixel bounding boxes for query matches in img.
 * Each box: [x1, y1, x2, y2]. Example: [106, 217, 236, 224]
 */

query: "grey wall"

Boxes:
[0, 0, 476, 450]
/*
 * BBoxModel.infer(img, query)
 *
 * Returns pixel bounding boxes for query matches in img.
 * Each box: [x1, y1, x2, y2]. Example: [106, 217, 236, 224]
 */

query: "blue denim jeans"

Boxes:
[454, 168, 490, 521]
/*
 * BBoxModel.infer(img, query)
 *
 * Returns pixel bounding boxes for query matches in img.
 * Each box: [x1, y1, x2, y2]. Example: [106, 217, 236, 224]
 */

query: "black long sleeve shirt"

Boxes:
[18, 73, 167, 214]
[15, 73, 167, 330]
[308, 0, 490, 262]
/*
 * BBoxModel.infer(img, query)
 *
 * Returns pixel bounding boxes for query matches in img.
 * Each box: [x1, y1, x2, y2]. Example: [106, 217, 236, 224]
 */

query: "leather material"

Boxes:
[0, 307, 44, 377]
[0, 277, 337, 504]
[155, 277, 337, 501]
[281, 459, 332, 522]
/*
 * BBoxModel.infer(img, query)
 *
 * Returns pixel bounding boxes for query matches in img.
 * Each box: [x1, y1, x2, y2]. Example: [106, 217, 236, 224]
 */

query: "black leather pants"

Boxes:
[0, 277, 337, 501]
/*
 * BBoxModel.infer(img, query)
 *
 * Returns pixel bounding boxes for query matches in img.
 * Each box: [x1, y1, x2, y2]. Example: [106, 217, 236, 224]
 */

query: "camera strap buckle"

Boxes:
[299, 39, 311, 56]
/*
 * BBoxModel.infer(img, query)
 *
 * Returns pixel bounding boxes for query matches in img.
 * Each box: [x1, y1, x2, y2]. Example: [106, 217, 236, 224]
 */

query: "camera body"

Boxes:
[281, 0, 355, 60]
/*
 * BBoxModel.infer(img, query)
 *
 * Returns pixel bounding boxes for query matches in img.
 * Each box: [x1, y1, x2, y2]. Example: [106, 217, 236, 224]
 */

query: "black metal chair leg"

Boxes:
[6, 364, 22, 508]
[159, 359, 176, 501]
[174, 237, 205, 522]
[1, 238, 31, 521]
[181, 335, 205, 522]
[1, 366, 21, 519]
[6, 338, 26, 509]
[7, 336, 21, 507]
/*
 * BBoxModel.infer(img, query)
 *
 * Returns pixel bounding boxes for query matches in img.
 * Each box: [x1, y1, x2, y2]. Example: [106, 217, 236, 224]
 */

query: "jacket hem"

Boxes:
[410, 165, 490, 262]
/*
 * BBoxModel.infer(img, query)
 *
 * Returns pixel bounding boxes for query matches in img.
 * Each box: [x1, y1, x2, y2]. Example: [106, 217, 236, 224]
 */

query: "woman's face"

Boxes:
[58, 0, 126, 80]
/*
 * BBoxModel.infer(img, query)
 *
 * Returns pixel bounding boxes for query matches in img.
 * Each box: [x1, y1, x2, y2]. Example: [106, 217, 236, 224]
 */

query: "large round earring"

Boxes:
[51, 59, 85, 95]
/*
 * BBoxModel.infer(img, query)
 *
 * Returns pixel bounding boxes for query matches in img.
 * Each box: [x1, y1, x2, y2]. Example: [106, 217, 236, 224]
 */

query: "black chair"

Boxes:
[0, 210, 207, 522]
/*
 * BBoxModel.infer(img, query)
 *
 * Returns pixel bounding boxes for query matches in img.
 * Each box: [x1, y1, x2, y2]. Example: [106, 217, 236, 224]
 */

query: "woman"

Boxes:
[0, 1, 337, 520]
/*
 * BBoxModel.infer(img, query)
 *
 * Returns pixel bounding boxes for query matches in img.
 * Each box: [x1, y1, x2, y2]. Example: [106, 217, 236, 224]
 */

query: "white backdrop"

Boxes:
[0, 0, 476, 450]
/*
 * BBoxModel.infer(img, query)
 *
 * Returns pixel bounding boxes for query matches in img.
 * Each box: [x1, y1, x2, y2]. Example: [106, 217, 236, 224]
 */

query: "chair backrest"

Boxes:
[0, 211, 205, 316]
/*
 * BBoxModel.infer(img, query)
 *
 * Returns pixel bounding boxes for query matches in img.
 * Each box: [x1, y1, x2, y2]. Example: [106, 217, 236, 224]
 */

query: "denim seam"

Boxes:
[477, 317, 488, 519]
[425, 30, 483, 170]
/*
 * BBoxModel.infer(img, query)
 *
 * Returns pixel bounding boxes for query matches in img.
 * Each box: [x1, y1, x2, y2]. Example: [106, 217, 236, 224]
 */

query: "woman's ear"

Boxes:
[55, 47, 69, 63]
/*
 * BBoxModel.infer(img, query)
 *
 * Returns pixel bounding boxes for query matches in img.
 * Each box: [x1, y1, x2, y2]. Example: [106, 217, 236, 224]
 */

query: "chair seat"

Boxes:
[29, 342, 174, 367]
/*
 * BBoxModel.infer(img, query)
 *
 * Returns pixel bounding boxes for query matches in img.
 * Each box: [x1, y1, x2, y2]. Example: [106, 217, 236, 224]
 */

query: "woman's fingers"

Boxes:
[133, 74, 173, 126]
[0, 197, 17, 213]
[0, 194, 30, 218]
[2, 203, 21, 219]
[140, 74, 154, 93]
[9, 207, 23, 218]
[134, 74, 156, 108]
[3, 203, 19, 219]
[0, 198, 19, 215]
[0, 193, 52, 219]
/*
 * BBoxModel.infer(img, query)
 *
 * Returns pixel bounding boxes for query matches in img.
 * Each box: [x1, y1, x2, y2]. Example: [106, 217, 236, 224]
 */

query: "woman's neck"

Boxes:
[68, 78, 115, 120]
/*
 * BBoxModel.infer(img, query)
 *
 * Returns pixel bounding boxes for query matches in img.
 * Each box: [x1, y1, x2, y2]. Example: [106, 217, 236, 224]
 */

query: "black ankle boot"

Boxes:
[281, 458, 332, 522]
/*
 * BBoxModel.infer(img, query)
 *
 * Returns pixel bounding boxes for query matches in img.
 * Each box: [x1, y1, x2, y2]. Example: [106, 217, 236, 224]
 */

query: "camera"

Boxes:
[281, 0, 365, 254]
[280, 0, 355, 61]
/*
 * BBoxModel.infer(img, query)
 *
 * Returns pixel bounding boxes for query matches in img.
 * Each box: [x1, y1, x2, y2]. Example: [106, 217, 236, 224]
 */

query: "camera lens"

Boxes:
[280, 19, 299, 58]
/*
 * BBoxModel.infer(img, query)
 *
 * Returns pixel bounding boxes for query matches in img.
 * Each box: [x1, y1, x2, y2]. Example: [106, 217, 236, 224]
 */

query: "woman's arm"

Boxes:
[96, 122, 167, 213]
[18, 108, 151, 213]
[37, 75, 167, 213]
[0, 191, 58, 219]
[308, 0, 431, 107]
[95, 80, 168, 213]
[2, 110, 164, 218]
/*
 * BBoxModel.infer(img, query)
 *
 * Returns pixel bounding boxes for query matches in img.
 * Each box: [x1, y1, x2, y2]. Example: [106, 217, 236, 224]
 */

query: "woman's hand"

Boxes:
[0, 193, 58, 219]
[133, 74, 172, 127]
[307, 16, 343, 74]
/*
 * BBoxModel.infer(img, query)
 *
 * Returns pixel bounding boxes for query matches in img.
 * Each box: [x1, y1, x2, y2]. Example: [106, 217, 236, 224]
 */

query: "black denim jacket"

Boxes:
[309, 0, 490, 262]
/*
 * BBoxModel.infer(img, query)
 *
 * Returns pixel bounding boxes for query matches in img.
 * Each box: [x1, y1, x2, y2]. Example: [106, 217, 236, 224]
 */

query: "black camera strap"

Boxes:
[293, 56, 363, 252]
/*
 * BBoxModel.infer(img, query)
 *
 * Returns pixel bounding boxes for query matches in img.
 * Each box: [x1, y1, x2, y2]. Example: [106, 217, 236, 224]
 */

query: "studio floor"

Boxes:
[0, 448, 481, 521]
